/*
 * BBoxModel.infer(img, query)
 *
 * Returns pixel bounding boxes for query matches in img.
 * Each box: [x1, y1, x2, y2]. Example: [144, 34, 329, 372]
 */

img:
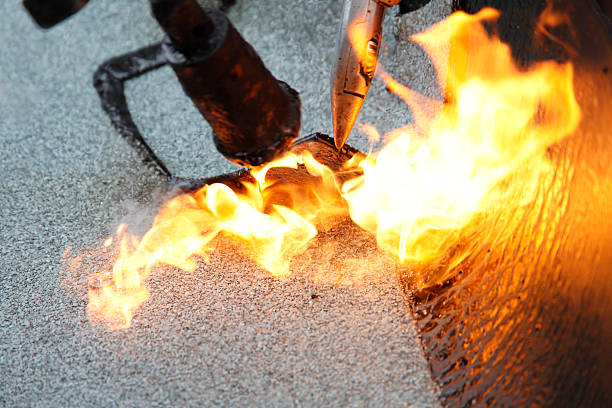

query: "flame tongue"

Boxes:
[81, 8, 580, 329]
[86, 142, 355, 329]
[344, 7, 580, 265]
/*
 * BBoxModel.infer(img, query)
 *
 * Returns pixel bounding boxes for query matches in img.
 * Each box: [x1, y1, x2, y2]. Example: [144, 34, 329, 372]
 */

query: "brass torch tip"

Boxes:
[331, 91, 365, 151]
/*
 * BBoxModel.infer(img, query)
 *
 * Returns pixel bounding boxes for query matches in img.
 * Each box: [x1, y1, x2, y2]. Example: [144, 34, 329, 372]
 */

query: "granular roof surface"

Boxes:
[0, 0, 450, 406]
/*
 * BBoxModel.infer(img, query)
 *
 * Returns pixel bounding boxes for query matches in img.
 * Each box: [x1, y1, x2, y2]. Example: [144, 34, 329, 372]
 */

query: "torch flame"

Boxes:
[344, 8, 580, 265]
[78, 8, 581, 329]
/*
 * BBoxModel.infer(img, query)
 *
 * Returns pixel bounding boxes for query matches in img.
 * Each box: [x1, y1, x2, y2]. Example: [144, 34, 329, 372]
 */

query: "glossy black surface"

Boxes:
[409, 1, 612, 406]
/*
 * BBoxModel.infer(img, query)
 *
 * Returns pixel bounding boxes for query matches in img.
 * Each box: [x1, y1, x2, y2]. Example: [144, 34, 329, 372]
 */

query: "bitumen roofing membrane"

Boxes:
[1, 0, 450, 406]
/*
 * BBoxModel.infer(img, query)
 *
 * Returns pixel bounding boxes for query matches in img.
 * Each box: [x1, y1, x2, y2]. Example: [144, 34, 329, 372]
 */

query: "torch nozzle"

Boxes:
[331, 0, 387, 150]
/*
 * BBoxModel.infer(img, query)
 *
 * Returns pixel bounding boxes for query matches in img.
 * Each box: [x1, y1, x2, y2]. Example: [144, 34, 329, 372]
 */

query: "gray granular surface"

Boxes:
[1, 0, 449, 406]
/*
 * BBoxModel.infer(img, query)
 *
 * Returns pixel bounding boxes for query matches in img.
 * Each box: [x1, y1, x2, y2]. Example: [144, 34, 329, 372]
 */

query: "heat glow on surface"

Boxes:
[73, 8, 580, 329]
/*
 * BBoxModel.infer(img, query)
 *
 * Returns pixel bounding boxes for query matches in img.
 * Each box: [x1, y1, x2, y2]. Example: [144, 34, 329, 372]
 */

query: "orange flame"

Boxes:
[534, 1, 578, 57]
[85, 151, 346, 329]
[344, 8, 580, 265]
[79, 8, 580, 329]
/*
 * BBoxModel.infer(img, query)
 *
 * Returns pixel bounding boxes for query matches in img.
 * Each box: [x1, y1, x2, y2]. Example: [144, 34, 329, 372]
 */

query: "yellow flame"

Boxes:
[79, 8, 580, 329]
[343, 8, 579, 265]
[85, 151, 347, 329]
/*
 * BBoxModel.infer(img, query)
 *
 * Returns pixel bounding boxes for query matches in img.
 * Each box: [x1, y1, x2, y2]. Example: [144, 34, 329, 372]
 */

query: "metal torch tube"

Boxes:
[152, 0, 301, 167]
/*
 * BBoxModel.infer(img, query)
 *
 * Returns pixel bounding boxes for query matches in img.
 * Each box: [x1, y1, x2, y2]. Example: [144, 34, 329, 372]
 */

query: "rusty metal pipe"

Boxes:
[152, 0, 301, 167]
[150, 0, 214, 57]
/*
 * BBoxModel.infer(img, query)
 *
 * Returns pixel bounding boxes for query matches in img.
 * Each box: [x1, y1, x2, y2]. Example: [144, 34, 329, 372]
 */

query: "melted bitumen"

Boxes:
[407, 1, 612, 406]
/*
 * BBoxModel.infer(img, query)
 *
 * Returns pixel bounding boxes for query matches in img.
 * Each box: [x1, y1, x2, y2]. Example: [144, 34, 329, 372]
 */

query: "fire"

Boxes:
[85, 151, 346, 329]
[344, 8, 580, 266]
[76, 8, 580, 329]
